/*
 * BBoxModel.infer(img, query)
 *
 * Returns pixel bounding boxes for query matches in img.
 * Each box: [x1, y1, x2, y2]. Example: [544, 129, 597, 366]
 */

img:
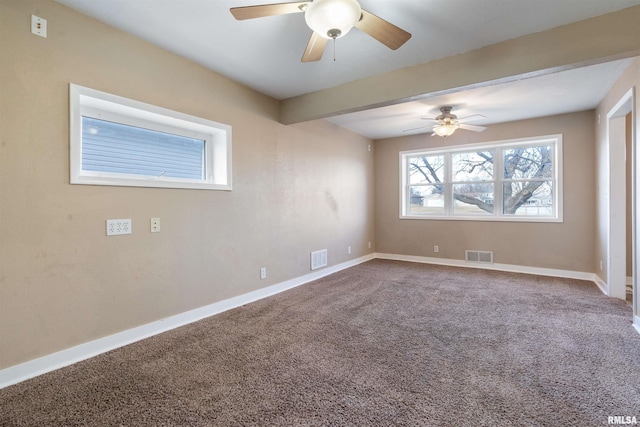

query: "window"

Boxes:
[70, 84, 232, 190]
[400, 135, 562, 222]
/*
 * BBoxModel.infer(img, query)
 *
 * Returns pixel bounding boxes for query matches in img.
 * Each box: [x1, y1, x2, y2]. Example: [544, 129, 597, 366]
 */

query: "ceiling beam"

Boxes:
[279, 5, 640, 125]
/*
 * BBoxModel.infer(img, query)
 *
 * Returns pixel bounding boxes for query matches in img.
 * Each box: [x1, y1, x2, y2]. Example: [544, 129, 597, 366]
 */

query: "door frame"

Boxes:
[607, 88, 637, 329]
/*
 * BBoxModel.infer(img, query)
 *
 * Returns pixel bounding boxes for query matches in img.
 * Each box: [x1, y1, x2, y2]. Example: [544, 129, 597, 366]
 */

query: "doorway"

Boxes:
[607, 88, 637, 329]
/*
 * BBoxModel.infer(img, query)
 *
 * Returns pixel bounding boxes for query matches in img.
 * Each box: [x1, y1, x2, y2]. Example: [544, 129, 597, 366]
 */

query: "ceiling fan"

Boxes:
[405, 107, 487, 137]
[230, 0, 412, 62]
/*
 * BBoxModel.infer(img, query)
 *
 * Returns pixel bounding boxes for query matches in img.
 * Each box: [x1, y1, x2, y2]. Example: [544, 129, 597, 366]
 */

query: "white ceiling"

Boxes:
[327, 58, 635, 139]
[55, 0, 640, 139]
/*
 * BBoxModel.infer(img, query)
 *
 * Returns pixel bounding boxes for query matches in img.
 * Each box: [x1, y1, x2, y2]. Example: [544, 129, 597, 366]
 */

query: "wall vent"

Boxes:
[311, 249, 328, 270]
[465, 250, 493, 264]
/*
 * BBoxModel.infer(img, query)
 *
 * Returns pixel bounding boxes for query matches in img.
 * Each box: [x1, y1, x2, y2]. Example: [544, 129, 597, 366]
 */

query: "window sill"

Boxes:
[399, 214, 563, 223]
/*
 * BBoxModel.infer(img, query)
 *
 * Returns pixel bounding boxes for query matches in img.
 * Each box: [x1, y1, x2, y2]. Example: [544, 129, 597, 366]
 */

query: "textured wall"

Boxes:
[0, 0, 374, 368]
[374, 111, 596, 272]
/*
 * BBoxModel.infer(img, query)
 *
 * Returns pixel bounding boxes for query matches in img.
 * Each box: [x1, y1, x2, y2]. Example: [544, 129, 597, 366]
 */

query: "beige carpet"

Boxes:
[2, 259, 639, 426]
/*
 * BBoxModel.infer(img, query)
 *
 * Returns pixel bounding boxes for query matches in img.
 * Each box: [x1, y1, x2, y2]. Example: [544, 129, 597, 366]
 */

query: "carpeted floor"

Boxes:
[1, 259, 639, 426]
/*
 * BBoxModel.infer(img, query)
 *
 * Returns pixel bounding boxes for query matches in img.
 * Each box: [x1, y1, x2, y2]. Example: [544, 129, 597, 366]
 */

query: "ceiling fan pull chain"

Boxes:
[333, 38, 336, 61]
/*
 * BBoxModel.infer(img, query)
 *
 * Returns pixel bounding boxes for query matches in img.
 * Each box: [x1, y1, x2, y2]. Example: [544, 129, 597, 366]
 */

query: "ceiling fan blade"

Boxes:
[230, 1, 308, 20]
[458, 123, 487, 132]
[420, 117, 437, 122]
[301, 32, 328, 62]
[403, 125, 431, 133]
[457, 114, 487, 122]
[355, 9, 411, 50]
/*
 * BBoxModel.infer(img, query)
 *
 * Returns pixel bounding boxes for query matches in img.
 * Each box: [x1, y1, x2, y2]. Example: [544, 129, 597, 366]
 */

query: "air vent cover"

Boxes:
[311, 249, 328, 270]
[465, 250, 493, 264]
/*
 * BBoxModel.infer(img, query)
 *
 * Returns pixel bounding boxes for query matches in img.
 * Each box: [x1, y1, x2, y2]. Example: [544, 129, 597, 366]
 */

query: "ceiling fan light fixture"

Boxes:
[305, 0, 362, 39]
[433, 122, 459, 137]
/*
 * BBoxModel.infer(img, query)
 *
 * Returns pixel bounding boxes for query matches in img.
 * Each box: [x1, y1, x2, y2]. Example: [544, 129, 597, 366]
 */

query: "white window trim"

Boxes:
[399, 135, 563, 222]
[69, 83, 232, 190]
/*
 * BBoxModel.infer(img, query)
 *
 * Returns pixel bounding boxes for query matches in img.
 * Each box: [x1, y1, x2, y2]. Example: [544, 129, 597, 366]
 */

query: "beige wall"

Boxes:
[595, 57, 640, 286]
[0, 0, 374, 369]
[374, 111, 596, 272]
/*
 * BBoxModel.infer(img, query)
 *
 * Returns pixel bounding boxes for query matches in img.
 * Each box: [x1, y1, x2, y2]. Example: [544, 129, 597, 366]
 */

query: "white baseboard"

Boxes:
[0, 254, 375, 390]
[592, 276, 609, 295]
[375, 252, 604, 285]
[0, 252, 626, 389]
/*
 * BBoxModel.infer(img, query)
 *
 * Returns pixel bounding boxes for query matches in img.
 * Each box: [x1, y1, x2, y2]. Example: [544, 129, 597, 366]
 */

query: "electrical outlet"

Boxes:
[434, 245, 439, 253]
[106, 219, 131, 236]
[150, 217, 160, 233]
[31, 15, 47, 38]
[348, 246, 351, 254]
[260, 267, 267, 279]
[368, 241, 372, 249]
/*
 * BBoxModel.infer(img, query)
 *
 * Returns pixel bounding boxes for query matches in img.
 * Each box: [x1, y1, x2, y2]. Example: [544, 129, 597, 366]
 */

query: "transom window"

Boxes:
[400, 135, 562, 222]
[70, 84, 232, 190]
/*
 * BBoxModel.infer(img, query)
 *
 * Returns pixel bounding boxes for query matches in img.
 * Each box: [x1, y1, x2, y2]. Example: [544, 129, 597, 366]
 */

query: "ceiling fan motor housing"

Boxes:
[436, 106, 457, 122]
[305, 0, 362, 39]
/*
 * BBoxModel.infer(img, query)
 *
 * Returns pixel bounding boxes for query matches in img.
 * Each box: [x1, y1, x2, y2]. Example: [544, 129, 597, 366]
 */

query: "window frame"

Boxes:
[399, 135, 563, 222]
[70, 84, 232, 190]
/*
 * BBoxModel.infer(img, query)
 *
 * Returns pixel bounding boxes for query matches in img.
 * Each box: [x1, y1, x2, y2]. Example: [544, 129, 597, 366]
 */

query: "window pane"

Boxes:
[503, 181, 553, 215]
[400, 136, 560, 222]
[408, 185, 444, 215]
[82, 116, 205, 180]
[453, 183, 494, 215]
[503, 145, 552, 180]
[408, 155, 445, 184]
[452, 151, 493, 182]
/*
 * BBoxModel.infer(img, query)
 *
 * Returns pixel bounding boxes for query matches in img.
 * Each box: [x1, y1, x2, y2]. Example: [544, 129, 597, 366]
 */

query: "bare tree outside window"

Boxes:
[404, 141, 556, 219]
[502, 145, 553, 215]
[452, 151, 494, 214]
[408, 155, 445, 215]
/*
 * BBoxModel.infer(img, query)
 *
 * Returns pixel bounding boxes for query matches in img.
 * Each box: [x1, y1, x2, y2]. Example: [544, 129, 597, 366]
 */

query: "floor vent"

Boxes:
[311, 249, 328, 270]
[465, 250, 493, 264]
